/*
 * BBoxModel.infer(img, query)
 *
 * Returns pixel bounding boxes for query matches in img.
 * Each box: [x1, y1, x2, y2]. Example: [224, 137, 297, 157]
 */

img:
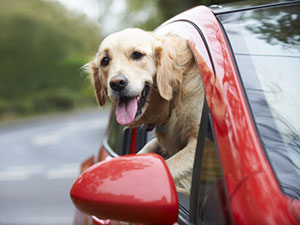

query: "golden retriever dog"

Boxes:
[86, 28, 204, 195]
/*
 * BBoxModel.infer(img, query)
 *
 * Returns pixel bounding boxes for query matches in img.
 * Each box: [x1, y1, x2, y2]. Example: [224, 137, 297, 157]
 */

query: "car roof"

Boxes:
[210, 0, 300, 14]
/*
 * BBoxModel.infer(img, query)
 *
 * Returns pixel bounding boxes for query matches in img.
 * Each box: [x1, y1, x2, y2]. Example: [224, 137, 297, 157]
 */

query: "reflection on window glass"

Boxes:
[107, 105, 125, 155]
[198, 139, 231, 225]
[107, 112, 120, 153]
[200, 139, 221, 200]
[107, 108, 131, 156]
[199, 139, 221, 196]
[220, 4, 300, 199]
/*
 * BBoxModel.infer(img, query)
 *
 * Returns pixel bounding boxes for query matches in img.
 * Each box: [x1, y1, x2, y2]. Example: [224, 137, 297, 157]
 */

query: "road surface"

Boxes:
[0, 108, 110, 225]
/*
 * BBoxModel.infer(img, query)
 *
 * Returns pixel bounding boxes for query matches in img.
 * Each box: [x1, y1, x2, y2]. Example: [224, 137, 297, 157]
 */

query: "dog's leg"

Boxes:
[166, 138, 197, 194]
[138, 138, 161, 154]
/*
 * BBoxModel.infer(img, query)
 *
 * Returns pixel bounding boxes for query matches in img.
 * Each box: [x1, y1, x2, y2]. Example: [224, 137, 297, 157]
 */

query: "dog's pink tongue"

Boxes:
[116, 97, 137, 125]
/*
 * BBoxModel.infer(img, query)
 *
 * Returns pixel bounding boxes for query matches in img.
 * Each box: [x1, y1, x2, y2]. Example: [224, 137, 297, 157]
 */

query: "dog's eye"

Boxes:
[101, 57, 110, 67]
[131, 51, 144, 60]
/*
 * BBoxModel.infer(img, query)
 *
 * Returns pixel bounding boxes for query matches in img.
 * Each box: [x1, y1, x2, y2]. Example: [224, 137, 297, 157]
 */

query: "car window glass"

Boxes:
[199, 138, 221, 201]
[107, 109, 129, 155]
[219, 4, 300, 199]
[107, 112, 120, 152]
[135, 126, 148, 152]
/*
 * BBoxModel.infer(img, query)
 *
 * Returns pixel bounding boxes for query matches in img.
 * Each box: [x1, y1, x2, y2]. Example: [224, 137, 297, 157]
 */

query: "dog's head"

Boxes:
[87, 28, 184, 126]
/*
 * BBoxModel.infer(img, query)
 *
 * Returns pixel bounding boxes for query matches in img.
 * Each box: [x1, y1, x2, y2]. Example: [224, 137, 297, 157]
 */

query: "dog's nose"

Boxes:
[110, 74, 128, 92]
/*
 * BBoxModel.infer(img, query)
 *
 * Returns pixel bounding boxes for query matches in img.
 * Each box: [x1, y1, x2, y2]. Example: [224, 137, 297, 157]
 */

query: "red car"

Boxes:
[71, 1, 300, 224]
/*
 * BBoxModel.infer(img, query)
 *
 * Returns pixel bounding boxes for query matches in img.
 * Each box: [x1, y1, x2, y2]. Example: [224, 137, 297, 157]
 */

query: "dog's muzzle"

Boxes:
[115, 84, 150, 125]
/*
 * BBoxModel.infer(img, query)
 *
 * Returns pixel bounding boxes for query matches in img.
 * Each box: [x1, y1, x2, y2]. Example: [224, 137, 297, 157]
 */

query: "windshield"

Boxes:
[219, 3, 300, 199]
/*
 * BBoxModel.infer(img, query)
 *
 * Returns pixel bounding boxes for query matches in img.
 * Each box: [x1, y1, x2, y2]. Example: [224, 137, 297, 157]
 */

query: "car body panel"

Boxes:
[231, 172, 296, 225]
[156, 5, 299, 225]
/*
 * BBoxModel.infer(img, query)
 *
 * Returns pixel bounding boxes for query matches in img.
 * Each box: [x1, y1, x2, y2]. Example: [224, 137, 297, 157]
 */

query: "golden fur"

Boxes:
[86, 28, 204, 195]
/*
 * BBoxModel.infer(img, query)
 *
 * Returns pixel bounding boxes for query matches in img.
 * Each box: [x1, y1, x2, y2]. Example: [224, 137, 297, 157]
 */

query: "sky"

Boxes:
[52, 0, 102, 19]
[49, 0, 127, 34]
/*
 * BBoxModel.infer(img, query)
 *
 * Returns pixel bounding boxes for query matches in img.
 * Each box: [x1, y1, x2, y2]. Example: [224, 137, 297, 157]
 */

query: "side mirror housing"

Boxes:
[70, 153, 178, 224]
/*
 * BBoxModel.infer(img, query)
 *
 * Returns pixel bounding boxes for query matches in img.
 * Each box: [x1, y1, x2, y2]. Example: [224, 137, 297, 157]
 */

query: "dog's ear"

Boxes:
[85, 61, 107, 107]
[154, 36, 183, 101]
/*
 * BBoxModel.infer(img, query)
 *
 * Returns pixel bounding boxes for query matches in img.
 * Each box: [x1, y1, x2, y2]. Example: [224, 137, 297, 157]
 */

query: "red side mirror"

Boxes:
[70, 153, 178, 225]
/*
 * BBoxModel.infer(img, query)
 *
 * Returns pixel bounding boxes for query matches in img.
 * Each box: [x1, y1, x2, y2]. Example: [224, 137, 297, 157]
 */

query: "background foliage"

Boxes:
[0, 0, 101, 118]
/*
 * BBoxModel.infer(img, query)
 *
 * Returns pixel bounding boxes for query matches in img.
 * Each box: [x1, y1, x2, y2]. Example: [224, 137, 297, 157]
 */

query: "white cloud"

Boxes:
[49, 0, 102, 20]
[47, 0, 127, 34]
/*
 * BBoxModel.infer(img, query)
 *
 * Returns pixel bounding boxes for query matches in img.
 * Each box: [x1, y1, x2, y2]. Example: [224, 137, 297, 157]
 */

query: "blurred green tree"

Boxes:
[0, 0, 101, 117]
[117, 0, 242, 31]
